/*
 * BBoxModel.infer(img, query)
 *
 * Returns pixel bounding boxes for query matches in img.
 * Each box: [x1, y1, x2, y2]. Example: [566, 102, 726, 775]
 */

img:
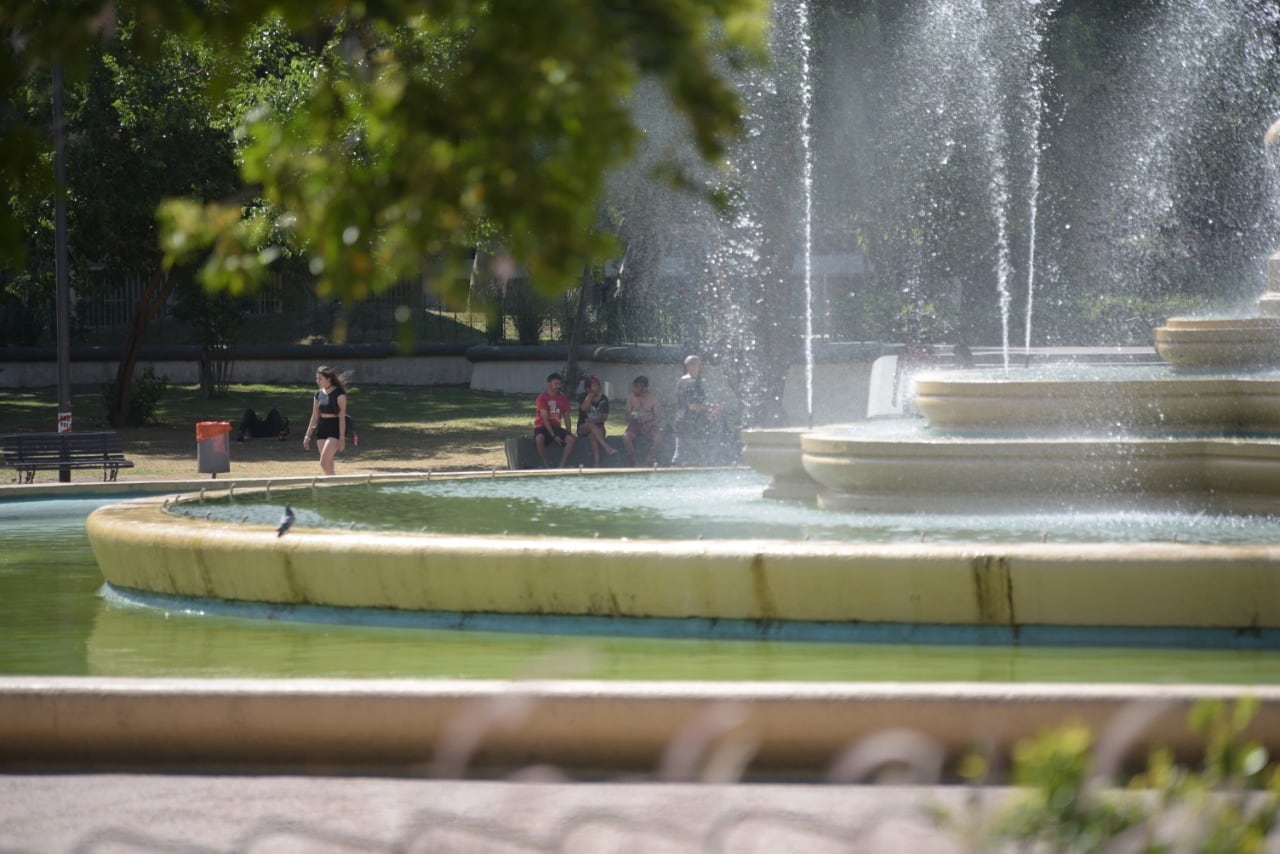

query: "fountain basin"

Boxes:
[801, 433, 1280, 514]
[913, 369, 1280, 433]
[1154, 316, 1280, 371]
[739, 427, 816, 500]
[86, 487, 1280, 638]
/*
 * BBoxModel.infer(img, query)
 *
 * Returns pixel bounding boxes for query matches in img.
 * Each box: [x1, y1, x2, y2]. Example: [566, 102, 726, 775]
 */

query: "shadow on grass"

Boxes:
[1, 384, 536, 472]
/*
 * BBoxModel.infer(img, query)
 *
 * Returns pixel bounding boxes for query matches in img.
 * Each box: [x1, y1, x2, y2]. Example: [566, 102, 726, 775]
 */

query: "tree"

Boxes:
[169, 275, 250, 399]
[64, 28, 240, 425]
[4, 2, 768, 329]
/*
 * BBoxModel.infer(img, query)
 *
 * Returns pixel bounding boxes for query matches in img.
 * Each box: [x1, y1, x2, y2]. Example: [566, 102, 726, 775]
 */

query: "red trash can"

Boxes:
[196, 421, 232, 477]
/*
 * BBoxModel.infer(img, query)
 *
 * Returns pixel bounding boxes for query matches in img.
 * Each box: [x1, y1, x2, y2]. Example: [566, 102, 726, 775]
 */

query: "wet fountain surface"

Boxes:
[171, 469, 1280, 547]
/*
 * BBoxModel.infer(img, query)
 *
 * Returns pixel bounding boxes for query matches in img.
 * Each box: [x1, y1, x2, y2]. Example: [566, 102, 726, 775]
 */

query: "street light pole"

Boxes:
[53, 63, 72, 482]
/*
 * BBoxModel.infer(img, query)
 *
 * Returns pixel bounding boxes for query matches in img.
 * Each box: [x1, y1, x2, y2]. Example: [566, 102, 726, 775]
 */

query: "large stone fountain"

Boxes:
[89, 309, 1280, 643]
[86, 123, 1280, 644]
[749, 120, 1280, 515]
[758, 333, 1280, 514]
[57, 278, 1280, 805]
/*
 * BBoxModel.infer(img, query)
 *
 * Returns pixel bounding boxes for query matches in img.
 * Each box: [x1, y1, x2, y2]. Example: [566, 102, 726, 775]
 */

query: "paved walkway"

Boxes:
[0, 775, 993, 852]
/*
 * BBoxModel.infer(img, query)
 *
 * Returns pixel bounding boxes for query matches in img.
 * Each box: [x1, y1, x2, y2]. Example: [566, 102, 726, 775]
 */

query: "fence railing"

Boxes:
[3, 270, 691, 349]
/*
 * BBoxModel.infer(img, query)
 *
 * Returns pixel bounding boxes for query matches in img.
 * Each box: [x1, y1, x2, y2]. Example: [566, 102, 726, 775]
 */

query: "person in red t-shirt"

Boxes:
[534, 372, 577, 467]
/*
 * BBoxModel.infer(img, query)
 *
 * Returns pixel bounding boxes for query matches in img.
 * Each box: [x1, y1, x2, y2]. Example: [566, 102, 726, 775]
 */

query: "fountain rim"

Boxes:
[82, 473, 1280, 640]
[97, 490, 1280, 557]
[93, 471, 1280, 553]
[1160, 316, 1280, 331]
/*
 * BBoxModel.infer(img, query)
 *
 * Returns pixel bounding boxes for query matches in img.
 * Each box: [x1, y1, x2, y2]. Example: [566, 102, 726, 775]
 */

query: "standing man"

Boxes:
[534, 372, 577, 467]
[623, 375, 663, 466]
[674, 355, 721, 466]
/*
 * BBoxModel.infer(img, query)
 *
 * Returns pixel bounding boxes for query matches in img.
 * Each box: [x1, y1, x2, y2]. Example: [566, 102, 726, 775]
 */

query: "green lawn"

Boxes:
[1, 383, 535, 478]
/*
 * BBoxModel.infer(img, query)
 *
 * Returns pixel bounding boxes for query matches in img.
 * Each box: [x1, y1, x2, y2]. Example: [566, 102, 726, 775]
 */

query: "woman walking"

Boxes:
[302, 366, 350, 475]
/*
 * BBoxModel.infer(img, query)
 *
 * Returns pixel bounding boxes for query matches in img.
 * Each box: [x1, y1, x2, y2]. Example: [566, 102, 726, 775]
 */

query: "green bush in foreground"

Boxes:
[960, 699, 1280, 852]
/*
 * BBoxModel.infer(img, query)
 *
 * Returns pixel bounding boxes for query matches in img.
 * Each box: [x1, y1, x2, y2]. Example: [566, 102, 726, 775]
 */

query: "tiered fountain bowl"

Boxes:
[746, 365, 1280, 510]
[1154, 316, 1280, 371]
[1153, 252, 1280, 371]
[744, 291, 1280, 516]
[786, 359, 1280, 514]
[734, 311, 1280, 639]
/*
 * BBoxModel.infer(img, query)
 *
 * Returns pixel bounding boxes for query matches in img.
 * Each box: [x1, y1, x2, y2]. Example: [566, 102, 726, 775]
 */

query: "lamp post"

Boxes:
[53, 63, 72, 481]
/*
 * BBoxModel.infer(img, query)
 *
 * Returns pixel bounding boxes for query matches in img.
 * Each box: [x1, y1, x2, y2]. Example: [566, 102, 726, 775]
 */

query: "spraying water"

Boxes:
[1088, 0, 1280, 313]
[892, 0, 1038, 368]
[608, 0, 1280, 424]
[961, 1, 1014, 367]
[797, 0, 816, 425]
[1020, 3, 1054, 355]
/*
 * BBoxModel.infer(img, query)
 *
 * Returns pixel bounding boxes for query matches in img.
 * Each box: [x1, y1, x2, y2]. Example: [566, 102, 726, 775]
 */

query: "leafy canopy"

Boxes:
[3, 0, 768, 303]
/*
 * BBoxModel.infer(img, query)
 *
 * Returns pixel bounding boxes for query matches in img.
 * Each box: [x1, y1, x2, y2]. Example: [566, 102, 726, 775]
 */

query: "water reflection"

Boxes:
[84, 601, 1280, 683]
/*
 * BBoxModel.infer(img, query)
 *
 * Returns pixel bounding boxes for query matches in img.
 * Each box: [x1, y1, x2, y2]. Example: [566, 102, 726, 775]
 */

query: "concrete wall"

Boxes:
[0, 345, 473, 389]
[0, 356, 473, 388]
[781, 362, 876, 426]
[1, 342, 891, 425]
[8, 676, 1278, 777]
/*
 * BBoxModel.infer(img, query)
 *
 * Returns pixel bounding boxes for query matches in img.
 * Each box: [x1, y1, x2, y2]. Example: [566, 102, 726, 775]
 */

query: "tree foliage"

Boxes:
[48, 20, 242, 423]
[3, 0, 769, 321]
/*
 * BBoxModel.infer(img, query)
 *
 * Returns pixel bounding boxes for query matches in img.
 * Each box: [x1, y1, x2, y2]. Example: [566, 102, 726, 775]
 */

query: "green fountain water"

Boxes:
[6, 495, 1280, 682]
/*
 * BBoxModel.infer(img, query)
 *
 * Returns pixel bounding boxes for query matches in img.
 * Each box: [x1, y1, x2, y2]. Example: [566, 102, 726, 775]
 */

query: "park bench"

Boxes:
[0, 431, 135, 483]
[504, 432, 673, 470]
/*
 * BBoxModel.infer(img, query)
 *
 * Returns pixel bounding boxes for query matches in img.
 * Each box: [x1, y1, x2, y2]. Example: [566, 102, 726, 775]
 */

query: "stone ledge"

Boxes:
[3, 677, 1277, 777]
[504, 433, 672, 469]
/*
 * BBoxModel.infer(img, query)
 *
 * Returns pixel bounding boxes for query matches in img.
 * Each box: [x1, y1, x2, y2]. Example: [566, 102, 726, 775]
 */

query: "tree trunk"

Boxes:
[198, 348, 213, 399]
[563, 262, 592, 396]
[109, 268, 174, 427]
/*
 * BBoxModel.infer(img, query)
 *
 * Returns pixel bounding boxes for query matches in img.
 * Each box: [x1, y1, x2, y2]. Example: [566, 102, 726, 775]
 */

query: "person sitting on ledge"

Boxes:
[577, 374, 617, 468]
[237, 408, 289, 441]
[533, 372, 576, 468]
[623, 375, 663, 466]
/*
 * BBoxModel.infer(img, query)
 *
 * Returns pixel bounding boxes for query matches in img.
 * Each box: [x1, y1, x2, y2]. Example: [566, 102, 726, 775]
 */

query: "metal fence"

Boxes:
[64, 272, 484, 346]
[52, 271, 685, 348]
[0, 268, 696, 350]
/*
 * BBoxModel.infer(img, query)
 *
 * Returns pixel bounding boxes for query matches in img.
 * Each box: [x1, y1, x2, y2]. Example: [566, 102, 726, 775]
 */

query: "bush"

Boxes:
[101, 366, 169, 426]
[948, 699, 1280, 852]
